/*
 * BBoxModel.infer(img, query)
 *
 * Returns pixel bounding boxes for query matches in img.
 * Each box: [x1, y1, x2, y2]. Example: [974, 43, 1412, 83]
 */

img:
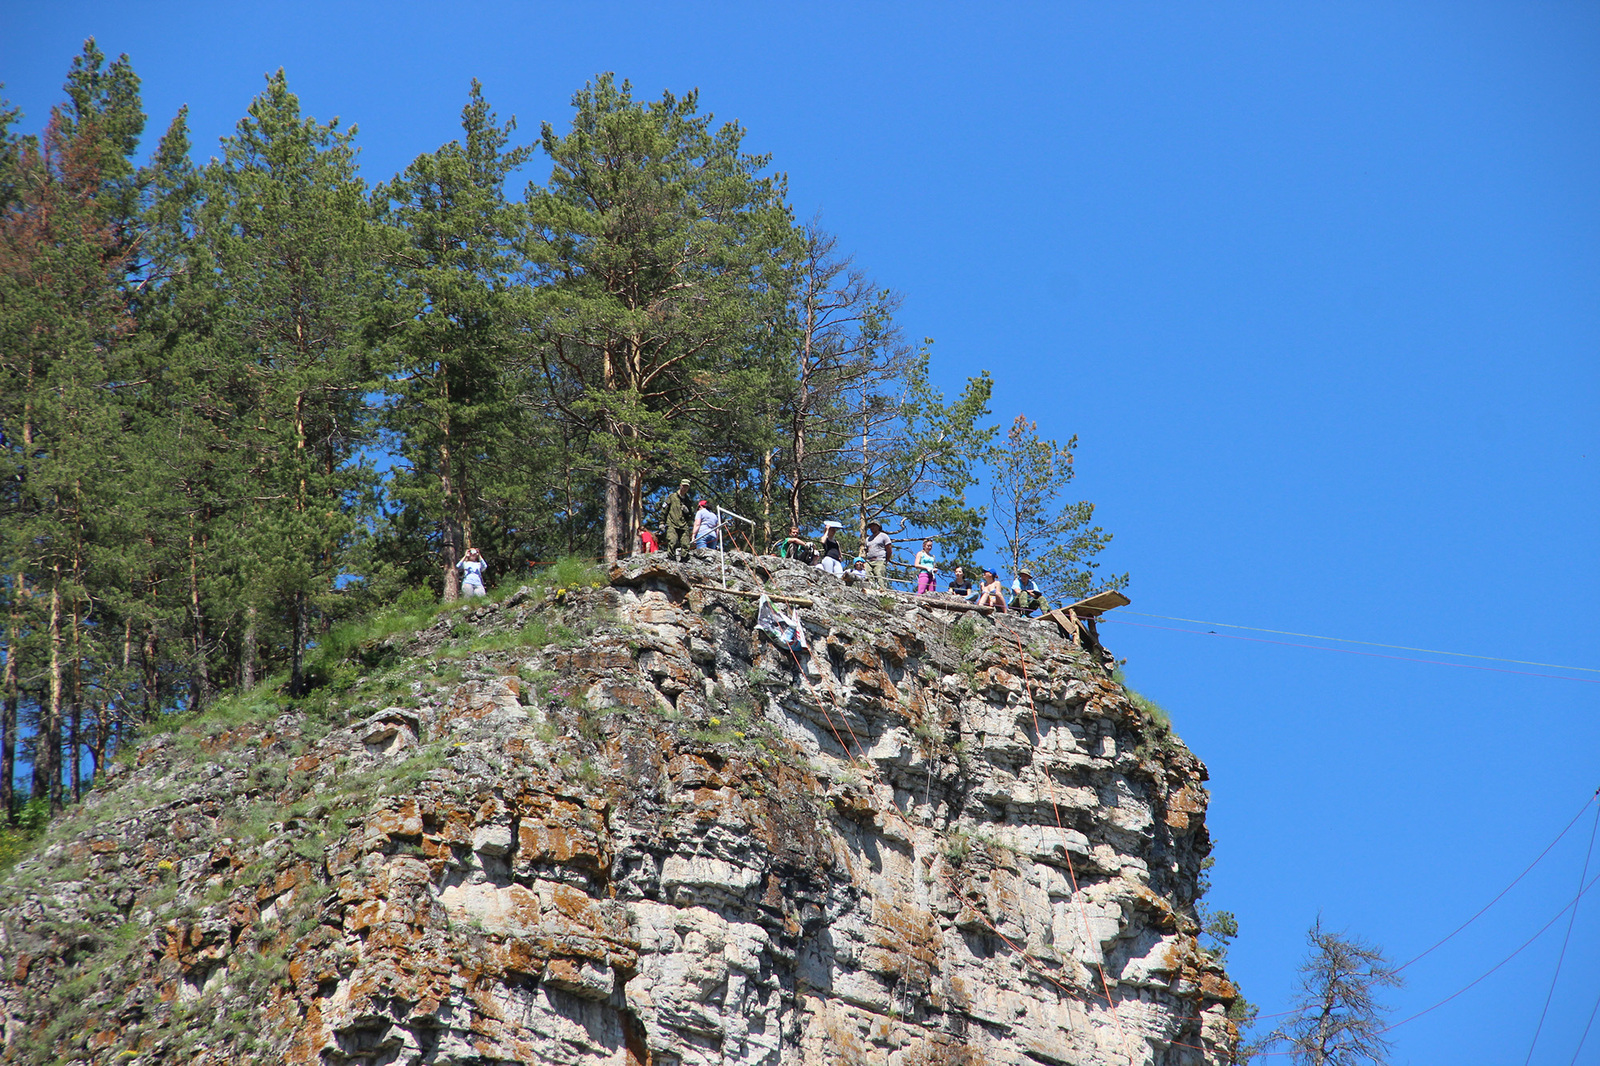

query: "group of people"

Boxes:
[641, 480, 1053, 615]
[646, 478, 725, 557]
[944, 564, 1046, 615]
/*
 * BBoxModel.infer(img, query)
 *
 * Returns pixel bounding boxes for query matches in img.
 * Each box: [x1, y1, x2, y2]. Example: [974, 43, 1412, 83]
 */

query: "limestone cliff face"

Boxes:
[0, 554, 1239, 1066]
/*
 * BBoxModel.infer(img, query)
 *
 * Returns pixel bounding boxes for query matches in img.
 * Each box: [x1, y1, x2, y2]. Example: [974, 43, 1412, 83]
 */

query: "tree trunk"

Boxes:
[760, 446, 772, 547]
[0, 695, 13, 824]
[45, 569, 63, 811]
[188, 523, 210, 709]
[290, 591, 309, 697]
[603, 460, 624, 563]
[241, 606, 258, 690]
[142, 626, 158, 723]
[69, 703, 81, 802]
[440, 377, 461, 601]
[2, 583, 19, 823]
[70, 599, 82, 801]
[90, 701, 108, 788]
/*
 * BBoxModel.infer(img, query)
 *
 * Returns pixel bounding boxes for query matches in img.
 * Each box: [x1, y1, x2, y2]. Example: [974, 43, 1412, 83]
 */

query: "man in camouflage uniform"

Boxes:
[659, 478, 694, 560]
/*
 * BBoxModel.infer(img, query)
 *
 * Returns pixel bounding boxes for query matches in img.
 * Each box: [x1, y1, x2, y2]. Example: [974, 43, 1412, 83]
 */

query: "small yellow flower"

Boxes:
[709, 717, 721, 727]
[734, 732, 746, 740]
[157, 859, 174, 872]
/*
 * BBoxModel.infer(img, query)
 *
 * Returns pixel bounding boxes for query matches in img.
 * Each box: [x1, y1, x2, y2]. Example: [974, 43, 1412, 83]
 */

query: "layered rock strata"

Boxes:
[0, 553, 1239, 1065]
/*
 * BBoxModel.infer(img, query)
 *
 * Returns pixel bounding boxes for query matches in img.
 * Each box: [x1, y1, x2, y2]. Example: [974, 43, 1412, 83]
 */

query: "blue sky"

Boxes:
[5, 3, 1598, 1062]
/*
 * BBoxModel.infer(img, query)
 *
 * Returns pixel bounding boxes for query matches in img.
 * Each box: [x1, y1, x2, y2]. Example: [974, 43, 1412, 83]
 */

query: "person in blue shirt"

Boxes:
[692, 500, 721, 549]
[1011, 568, 1045, 615]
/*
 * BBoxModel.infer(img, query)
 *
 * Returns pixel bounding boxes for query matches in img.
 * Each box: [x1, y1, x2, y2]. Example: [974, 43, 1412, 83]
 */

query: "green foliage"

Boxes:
[989, 415, 1126, 603]
[0, 50, 1124, 811]
[1115, 669, 1180, 760]
[524, 72, 797, 559]
[535, 556, 608, 594]
[0, 799, 53, 870]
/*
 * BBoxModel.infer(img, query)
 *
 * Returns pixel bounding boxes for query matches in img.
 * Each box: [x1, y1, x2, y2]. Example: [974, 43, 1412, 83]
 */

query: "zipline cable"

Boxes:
[1522, 799, 1600, 1065]
[1100, 617, 1600, 685]
[1569, 981, 1600, 1066]
[1396, 788, 1600, 974]
[1376, 865, 1600, 1036]
[1120, 610, 1600, 675]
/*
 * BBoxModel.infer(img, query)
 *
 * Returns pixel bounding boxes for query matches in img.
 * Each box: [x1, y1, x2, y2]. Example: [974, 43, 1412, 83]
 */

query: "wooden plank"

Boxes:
[1061, 590, 1130, 617]
[916, 598, 995, 616]
[697, 585, 814, 608]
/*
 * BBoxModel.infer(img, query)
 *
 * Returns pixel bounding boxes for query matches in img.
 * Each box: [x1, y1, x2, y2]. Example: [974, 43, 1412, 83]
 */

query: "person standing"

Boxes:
[638, 526, 658, 553]
[913, 539, 937, 594]
[456, 547, 488, 598]
[692, 499, 721, 549]
[863, 520, 893, 589]
[659, 479, 694, 560]
[818, 521, 844, 564]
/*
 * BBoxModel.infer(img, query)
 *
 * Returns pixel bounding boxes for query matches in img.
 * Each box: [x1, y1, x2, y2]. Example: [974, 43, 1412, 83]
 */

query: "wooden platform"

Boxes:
[1042, 590, 1129, 643]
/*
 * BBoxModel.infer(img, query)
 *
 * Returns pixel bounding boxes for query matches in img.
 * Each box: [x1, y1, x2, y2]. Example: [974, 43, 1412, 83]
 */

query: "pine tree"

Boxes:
[198, 71, 383, 695]
[775, 223, 905, 536]
[1261, 920, 1402, 1066]
[378, 82, 532, 599]
[524, 74, 795, 561]
[0, 55, 142, 806]
[988, 414, 1124, 602]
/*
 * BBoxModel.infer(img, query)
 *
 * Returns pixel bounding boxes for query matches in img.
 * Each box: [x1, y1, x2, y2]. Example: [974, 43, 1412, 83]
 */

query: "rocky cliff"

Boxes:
[0, 554, 1240, 1066]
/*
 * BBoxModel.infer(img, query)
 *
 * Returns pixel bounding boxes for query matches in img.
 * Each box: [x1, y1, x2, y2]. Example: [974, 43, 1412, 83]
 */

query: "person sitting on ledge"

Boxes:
[947, 566, 975, 601]
[772, 525, 815, 563]
[976, 568, 1008, 612]
[1011, 568, 1046, 615]
[843, 556, 871, 586]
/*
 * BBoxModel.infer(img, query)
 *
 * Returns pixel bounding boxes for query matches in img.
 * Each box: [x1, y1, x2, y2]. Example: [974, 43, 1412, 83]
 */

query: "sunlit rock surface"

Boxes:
[0, 553, 1239, 1065]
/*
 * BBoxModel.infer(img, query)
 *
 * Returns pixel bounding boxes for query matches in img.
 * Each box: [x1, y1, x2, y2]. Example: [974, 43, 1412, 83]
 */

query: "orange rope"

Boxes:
[1011, 633, 1130, 1047]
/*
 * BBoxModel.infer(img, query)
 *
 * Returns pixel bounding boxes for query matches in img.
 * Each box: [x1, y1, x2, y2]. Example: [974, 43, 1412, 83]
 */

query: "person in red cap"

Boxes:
[692, 499, 721, 549]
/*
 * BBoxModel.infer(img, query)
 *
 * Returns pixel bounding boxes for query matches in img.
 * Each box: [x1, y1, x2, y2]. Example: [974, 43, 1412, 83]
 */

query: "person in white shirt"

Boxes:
[456, 548, 488, 597]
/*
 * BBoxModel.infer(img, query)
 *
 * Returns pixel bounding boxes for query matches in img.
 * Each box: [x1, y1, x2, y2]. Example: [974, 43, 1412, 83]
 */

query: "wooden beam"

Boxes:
[916, 598, 995, 616]
[1061, 590, 1130, 617]
[697, 585, 815, 608]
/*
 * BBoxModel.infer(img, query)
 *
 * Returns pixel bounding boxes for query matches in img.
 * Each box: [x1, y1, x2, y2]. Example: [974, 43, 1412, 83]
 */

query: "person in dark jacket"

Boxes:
[659, 479, 694, 560]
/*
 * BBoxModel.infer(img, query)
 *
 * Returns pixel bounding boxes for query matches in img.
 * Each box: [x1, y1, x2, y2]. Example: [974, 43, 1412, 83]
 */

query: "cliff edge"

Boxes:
[0, 554, 1240, 1065]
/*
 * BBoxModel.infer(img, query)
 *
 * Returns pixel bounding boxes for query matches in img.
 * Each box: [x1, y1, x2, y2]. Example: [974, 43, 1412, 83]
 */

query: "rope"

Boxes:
[1100, 617, 1600, 685]
[1011, 633, 1131, 1049]
[1120, 610, 1600, 675]
[723, 548, 868, 767]
[1521, 799, 1600, 1064]
[1395, 788, 1600, 974]
[1569, 981, 1600, 1065]
[1377, 865, 1600, 1036]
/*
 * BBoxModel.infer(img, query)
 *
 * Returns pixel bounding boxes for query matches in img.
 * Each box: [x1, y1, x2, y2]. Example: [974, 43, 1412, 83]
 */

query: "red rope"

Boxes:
[1012, 633, 1130, 1046]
